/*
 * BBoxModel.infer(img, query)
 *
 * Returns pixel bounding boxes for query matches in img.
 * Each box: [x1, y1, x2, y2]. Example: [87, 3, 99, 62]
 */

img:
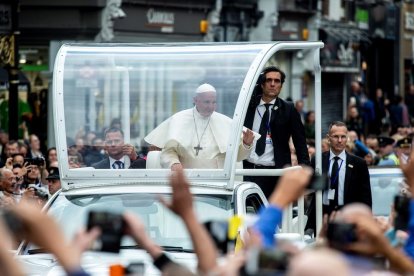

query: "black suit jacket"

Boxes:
[91, 157, 111, 169]
[314, 151, 372, 208]
[306, 151, 372, 232]
[91, 157, 146, 169]
[244, 96, 310, 168]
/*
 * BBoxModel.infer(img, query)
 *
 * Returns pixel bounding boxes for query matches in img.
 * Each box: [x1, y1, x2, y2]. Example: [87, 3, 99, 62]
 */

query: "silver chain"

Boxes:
[192, 108, 211, 154]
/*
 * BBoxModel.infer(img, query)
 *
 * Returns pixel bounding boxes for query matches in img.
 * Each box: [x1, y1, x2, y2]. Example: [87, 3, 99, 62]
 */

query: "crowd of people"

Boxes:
[1, 66, 414, 274]
[0, 134, 61, 209]
[1, 160, 414, 275]
[294, 80, 414, 169]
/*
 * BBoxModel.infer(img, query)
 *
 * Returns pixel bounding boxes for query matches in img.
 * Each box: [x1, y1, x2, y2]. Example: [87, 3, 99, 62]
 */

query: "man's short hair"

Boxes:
[92, 137, 103, 145]
[6, 140, 18, 147]
[11, 153, 24, 158]
[104, 127, 124, 139]
[328, 121, 347, 134]
[260, 66, 286, 85]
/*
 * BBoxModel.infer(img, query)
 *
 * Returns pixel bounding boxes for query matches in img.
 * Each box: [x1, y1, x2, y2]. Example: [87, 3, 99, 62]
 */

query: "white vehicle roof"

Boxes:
[53, 42, 324, 190]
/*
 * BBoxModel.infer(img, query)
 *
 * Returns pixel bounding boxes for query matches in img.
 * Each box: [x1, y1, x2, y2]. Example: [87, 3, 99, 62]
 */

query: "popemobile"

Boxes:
[16, 41, 324, 275]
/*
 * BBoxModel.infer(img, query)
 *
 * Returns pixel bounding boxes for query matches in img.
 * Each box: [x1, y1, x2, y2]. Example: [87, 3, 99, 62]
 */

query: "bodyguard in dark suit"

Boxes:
[320, 121, 371, 213]
[243, 66, 310, 198]
[306, 121, 372, 231]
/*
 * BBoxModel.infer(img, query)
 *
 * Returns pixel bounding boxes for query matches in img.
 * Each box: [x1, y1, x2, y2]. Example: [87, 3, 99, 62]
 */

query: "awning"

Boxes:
[321, 26, 371, 43]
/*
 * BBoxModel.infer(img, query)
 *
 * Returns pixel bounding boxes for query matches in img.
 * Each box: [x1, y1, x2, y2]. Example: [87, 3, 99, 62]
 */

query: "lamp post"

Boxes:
[8, 0, 19, 140]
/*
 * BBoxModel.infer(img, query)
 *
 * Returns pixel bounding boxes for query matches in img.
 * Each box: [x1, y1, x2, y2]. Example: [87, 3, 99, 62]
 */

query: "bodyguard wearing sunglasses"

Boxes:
[244, 66, 310, 198]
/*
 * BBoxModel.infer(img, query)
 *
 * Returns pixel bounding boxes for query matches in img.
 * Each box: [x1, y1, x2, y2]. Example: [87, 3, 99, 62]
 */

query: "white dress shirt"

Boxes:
[109, 156, 130, 169]
[323, 150, 347, 205]
[247, 98, 277, 166]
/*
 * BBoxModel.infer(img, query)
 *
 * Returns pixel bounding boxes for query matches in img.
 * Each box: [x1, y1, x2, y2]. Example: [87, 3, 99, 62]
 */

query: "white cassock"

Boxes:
[144, 107, 256, 169]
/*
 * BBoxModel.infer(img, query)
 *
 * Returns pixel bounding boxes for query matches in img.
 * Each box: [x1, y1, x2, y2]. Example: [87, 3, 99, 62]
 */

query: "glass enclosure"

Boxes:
[55, 43, 273, 182]
[54, 42, 324, 187]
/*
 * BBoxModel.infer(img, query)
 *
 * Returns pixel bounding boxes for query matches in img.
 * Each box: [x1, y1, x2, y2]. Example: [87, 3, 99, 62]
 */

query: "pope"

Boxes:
[144, 83, 257, 170]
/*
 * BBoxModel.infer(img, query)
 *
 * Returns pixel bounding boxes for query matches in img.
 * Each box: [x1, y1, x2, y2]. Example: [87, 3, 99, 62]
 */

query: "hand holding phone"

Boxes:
[87, 211, 125, 253]
[327, 222, 358, 248]
[307, 173, 328, 190]
[394, 195, 410, 231]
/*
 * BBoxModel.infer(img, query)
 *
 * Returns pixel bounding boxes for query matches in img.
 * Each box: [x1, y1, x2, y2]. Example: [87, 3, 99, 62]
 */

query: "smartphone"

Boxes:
[327, 222, 357, 247]
[394, 195, 410, 231]
[24, 158, 34, 165]
[203, 220, 230, 254]
[307, 173, 328, 190]
[87, 211, 125, 253]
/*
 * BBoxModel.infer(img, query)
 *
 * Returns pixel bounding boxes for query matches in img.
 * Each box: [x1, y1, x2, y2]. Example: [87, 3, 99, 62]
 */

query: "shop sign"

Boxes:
[279, 19, 299, 39]
[0, 4, 11, 34]
[146, 8, 175, 33]
[319, 29, 360, 73]
[273, 14, 307, 41]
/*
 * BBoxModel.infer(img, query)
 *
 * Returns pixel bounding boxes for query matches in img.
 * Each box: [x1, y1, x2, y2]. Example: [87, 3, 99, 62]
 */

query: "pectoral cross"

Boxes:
[194, 144, 203, 156]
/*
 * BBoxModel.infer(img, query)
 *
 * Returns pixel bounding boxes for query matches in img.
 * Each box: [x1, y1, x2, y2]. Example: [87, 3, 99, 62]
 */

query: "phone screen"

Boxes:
[87, 211, 125, 253]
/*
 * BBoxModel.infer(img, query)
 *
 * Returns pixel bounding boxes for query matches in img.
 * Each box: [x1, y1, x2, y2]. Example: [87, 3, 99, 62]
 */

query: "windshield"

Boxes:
[24, 193, 233, 253]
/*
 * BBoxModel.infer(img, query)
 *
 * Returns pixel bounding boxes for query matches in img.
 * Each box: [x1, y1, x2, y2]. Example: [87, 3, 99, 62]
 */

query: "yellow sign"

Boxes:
[0, 34, 14, 66]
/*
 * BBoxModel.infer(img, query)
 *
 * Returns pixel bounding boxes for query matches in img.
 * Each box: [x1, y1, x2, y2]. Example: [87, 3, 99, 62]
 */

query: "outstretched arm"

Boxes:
[160, 169, 218, 274]
[400, 148, 414, 260]
[10, 202, 94, 275]
[254, 167, 312, 248]
[160, 141, 182, 170]
[346, 213, 414, 274]
[0, 219, 24, 276]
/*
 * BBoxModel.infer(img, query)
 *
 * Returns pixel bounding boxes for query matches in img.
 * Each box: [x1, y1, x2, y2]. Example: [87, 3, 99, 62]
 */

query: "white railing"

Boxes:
[235, 166, 322, 240]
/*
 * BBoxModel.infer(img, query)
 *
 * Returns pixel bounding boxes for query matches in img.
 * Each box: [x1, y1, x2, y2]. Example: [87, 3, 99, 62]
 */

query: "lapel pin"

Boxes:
[348, 164, 353, 168]
[273, 106, 278, 111]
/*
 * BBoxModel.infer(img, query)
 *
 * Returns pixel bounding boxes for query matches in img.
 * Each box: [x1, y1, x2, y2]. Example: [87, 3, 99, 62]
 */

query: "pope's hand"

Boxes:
[171, 163, 183, 171]
[242, 129, 254, 146]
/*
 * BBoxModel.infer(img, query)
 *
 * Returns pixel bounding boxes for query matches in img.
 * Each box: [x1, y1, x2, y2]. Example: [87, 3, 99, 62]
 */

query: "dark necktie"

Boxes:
[255, 104, 271, 156]
[330, 156, 340, 207]
[113, 160, 124, 169]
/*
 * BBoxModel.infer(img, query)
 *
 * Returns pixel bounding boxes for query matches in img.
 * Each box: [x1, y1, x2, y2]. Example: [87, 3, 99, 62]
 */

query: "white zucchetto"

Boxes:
[196, 83, 216, 94]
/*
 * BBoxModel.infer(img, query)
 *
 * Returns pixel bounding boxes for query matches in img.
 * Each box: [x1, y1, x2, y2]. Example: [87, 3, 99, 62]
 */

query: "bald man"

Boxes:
[289, 249, 349, 276]
[145, 83, 256, 170]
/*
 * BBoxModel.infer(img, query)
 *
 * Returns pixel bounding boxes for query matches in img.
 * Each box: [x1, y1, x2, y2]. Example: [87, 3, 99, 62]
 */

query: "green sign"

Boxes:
[356, 8, 369, 29]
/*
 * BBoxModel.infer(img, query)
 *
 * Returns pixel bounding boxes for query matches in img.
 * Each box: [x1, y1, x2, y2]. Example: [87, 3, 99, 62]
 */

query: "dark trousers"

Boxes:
[243, 161, 279, 199]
